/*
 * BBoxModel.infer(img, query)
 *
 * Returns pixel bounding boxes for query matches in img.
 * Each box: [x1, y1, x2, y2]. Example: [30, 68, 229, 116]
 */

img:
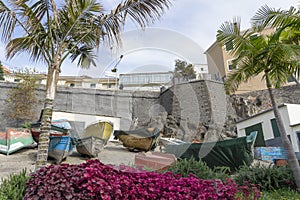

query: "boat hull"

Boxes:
[30, 121, 69, 143]
[48, 136, 75, 164]
[0, 128, 35, 155]
[114, 128, 161, 152]
[82, 121, 113, 142]
[76, 136, 105, 157]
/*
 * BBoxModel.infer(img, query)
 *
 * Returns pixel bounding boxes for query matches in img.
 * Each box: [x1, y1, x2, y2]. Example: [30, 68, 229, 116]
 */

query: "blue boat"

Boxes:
[48, 135, 76, 164]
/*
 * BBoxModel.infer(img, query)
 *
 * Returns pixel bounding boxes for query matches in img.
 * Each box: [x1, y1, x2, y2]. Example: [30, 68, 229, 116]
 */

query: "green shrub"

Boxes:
[0, 169, 30, 200]
[167, 157, 230, 181]
[260, 188, 300, 200]
[234, 163, 296, 191]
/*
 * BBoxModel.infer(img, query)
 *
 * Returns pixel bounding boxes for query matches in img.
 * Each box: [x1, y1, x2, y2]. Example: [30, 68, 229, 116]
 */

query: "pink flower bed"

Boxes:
[24, 160, 259, 199]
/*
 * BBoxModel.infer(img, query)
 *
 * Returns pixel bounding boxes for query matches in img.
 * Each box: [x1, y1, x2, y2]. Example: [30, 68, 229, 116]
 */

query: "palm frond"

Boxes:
[217, 17, 256, 57]
[57, 0, 104, 68]
[69, 45, 96, 68]
[98, 0, 172, 44]
[6, 36, 47, 64]
[0, 1, 18, 42]
[252, 5, 300, 30]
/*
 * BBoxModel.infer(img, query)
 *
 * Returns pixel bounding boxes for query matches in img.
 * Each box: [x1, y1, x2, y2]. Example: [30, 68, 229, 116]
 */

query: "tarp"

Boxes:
[165, 136, 253, 172]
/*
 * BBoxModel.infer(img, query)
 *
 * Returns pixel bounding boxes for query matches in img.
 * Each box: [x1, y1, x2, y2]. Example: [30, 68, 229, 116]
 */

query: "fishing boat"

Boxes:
[0, 128, 36, 155]
[113, 127, 161, 152]
[30, 119, 71, 143]
[76, 121, 113, 157]
[48, 135, 76, 164]
[80, 120, 113, 141]
[165, 131, 257, 172]
[76, 136, 106, 157]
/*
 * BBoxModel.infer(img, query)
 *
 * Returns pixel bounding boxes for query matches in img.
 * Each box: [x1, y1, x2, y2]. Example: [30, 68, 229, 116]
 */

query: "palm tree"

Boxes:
[252, 5, 300, 87]
[217, 17, 300, 188]
[0, 61, 4, 80]
[0, 0, 172, 170]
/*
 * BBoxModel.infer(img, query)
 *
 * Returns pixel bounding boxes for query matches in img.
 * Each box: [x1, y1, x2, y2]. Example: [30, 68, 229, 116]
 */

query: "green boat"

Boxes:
[165, 131, 257, 172]
[0, 128, 36, 155]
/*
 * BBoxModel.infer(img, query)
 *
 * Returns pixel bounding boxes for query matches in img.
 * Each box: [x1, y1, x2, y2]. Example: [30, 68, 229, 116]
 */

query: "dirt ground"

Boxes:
[0, 141, 139, 181]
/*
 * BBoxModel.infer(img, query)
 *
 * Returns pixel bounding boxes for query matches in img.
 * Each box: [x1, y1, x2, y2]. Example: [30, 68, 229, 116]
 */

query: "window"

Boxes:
[227, 59, 237, 71]
[14, 79, 21, 82]
[225, 41, 233, 51]
[90, 83, 96, 88]
[70, 83, 75, 87]
[271, 118, 280, 138]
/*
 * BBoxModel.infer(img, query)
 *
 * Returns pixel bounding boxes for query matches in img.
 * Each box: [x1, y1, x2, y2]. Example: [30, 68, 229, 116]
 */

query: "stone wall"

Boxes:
[0, 80, 237, 141]
[0, 83, 45, 130]
[5, 80, 299, 139]
[231, 84, 300, 120]
[159, 80, 232, 141]
[0, 82, 159, 131]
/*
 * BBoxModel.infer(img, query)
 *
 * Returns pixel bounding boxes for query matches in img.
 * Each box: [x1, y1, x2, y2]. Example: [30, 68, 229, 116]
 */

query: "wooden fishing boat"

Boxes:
[113, 127, 161, 152]
[81, 120, 114, 142]
[76, 121, 113, 157]
[48, 135, 76, 164]
[30, 119, 71, 143]
[165, 131, 257, 172]
[76, 136, 106, 157]
[0, 128, 36, 155]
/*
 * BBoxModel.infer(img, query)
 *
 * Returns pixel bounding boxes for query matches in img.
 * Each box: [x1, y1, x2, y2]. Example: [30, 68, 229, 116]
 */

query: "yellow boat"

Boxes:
[81, 120, 113, 142]
[76, 120, 113, 157]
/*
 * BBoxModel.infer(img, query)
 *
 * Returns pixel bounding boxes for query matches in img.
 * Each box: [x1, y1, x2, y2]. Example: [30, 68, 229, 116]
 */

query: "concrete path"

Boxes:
[0, 141, 138, 181]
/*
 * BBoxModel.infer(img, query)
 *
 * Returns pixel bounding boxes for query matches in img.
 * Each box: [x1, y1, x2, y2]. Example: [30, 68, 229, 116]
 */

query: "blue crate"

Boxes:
[254, 147, 287, 161]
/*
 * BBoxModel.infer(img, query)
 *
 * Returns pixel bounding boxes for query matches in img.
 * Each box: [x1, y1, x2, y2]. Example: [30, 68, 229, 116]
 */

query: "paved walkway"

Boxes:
[0, 141, 137, 181]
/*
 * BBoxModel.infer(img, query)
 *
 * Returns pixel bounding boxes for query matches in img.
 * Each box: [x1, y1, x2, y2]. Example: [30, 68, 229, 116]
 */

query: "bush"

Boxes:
[167, 157, 230, 181]
[24, 159, 258, 199]
[234, 163, 296, 191]
[260, 188, 300, 199]
[0, 169, 30, 200]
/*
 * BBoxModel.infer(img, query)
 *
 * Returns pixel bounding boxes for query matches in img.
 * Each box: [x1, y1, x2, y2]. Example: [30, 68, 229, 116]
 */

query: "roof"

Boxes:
[1, 66, 9, 74]
[119, 71, 173, 76]
[204, 41, 220, 54]
[290, 122, 300, 127]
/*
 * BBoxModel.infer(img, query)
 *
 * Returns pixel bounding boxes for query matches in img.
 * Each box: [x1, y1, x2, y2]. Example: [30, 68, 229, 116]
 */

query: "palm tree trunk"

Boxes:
[35, 65, 60, 171]
[266, 73, 300, 188]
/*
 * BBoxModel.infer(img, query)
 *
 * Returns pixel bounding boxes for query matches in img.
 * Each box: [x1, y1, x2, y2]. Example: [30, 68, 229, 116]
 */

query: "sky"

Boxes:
[0, 0, 299, 77]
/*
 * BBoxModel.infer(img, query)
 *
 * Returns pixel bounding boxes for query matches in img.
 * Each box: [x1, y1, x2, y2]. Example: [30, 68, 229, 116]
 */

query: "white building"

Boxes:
[236, 103, 300, 158]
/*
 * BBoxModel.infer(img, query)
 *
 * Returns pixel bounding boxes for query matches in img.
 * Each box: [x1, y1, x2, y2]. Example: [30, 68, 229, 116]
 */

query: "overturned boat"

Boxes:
[30, 119, 76, 163]
[0, 128, 36, 155]
[48, 135, 76, 164]
[76, 136, 106, 157]
[113, 127, 161, 152]
[76, 121, 113, 157]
